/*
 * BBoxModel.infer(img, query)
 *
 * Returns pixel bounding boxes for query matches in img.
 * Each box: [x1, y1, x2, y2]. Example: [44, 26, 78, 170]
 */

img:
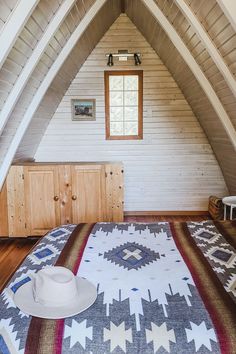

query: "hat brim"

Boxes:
[14, 277, 97, 319]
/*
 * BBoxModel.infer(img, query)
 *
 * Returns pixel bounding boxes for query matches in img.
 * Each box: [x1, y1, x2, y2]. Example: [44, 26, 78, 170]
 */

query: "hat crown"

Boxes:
[33, 267, 78, 307]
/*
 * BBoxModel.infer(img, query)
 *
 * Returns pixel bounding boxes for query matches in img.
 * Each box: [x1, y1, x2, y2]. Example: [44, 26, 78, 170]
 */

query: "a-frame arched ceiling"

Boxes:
[126, 0, 236, 193]
[0, 0, 235, 192]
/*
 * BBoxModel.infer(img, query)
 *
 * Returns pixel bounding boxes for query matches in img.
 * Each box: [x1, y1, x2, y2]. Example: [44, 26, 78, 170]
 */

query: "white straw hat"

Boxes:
[14, 266, 97, 319]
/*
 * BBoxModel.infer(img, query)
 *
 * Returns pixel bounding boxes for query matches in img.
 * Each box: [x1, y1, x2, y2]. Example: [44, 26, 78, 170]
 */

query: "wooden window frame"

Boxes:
[104, 70, 143, 140]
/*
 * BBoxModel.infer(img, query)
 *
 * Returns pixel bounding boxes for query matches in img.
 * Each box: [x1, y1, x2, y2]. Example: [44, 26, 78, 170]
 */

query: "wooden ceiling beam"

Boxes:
[174, 0, 236, 98]
[0, 0, 77, 136]
[0, 0, 39, 70]
[0, 0, 107, 190]
[216, 0, 236, 33]
[142, 0, 236, 150]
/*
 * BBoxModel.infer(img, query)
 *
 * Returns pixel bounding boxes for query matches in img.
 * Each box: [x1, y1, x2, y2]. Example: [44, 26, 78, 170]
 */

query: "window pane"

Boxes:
[109, 76, 123, 91]
[110, 91, 123, 106]
[124, 75, 138, 90]
[110, 122, 124, 135]
[124, 106, 138, 121]
[110, 107, 123, 121]
[105, 71, 142, 139]
[124, 122, 138, 135]
[124, 91, 138, 106]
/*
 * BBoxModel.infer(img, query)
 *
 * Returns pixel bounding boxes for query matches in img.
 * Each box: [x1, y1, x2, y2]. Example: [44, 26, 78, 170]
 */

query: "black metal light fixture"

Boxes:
[106, 51, 141, 66]
[134, 53, 141, 65]
[107, 54, 114, 66]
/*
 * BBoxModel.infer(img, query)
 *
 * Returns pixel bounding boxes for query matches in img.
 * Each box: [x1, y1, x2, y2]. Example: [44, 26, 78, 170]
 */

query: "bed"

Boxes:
[0, 221, 236, 354]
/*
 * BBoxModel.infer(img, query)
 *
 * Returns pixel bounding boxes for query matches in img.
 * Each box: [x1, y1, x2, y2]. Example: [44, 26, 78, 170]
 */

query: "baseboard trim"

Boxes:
[124, 210, 209, 216]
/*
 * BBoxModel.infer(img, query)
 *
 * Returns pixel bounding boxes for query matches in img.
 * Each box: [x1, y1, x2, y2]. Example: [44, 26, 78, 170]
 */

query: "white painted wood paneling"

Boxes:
[35, 14, 228, 211]
[174, 0, 236, 98]
[0, 0, 116, 187]
[149, 0, 236, 136]
[188, 0, 236, 78]
[15, 0, 121, 162]
[0, 0, 39, 69]
[0, 0, 106, 189]
[0, 0, 62, 113]
[167, 0, 236, 129]
[126, 0, 236, 195]
[0, 0, 77, 135]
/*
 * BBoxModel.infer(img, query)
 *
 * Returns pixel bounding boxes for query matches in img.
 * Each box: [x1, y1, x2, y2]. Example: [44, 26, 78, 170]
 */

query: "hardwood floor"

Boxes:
[0, 237, 38, 292]
[124, 214, 210, 222]
[0, 214, 210, 292]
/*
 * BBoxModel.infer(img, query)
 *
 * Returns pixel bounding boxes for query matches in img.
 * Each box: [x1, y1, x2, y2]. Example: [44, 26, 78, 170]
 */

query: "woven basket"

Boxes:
[208, 195, 223, 220]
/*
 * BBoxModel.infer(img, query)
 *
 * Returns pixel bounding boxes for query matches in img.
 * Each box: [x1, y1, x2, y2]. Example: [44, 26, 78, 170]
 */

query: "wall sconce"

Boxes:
[134, 53, 141, 65]
[106, 51, 142, 66]
[107, 54, 114, 66]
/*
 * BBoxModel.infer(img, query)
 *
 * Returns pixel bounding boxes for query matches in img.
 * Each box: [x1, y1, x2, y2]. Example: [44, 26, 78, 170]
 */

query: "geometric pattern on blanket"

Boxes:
[103, 241, 160, 270]
[188, 221, 236, 302]
[1, 221, 235, 353]
[0, 224, 77, 353]
[67, 223, 220, 353]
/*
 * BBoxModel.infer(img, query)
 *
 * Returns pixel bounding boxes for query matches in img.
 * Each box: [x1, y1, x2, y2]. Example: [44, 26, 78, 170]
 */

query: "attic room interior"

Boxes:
[0, 0, 236, 353]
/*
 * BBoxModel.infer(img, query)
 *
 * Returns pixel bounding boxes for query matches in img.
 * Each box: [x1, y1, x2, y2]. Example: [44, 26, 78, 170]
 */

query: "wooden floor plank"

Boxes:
[0, 238, 38, 292]
[124, 214, 210, 222]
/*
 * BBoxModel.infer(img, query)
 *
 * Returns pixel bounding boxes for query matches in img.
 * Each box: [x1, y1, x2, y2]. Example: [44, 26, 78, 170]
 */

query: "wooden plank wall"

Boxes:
[0, 0, 19, 32]
[188, 0, 236, 79]
[0, 0, 101, 163]
[126, 0, 236, 195]
[0, 0, 62, 112]
[153, 0, 236, 129]
[35, 14, 228, 211]
[15, 0, 121, 161]
[0, 0, 64, 161]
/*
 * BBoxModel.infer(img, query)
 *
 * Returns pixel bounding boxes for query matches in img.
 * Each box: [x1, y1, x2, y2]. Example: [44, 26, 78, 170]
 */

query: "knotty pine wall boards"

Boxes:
[35, 15, 228, 212]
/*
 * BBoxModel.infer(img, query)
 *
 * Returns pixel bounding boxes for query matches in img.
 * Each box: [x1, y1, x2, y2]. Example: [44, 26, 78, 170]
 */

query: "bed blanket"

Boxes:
[0, 221, 235, 354]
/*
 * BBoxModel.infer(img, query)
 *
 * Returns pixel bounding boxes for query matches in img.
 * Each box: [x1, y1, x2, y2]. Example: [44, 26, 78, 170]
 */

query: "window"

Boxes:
[104, 70, 143, 140]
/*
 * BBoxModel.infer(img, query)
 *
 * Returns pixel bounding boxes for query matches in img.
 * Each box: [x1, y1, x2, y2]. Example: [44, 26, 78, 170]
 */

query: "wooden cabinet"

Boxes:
[0, 183, 9, 237]
[3, 166, 26, 237]
[0, 162, 124, 237]
[24, 165, 61, 236]
[71, 165, 105, 222]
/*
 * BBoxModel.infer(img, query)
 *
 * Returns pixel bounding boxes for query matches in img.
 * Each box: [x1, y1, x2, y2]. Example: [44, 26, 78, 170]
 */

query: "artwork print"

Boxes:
[71, 99, 96, 121]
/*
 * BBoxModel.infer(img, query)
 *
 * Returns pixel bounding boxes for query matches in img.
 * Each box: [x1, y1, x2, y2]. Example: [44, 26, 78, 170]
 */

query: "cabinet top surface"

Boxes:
[13, 161, 123, 166]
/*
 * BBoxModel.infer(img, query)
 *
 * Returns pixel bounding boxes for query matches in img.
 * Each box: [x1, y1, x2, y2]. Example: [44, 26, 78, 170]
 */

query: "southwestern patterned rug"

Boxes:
[0, 221, 235, 354]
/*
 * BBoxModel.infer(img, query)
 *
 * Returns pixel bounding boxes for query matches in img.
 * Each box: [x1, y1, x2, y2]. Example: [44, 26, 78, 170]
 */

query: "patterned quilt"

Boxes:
[0, 221, 236, 354]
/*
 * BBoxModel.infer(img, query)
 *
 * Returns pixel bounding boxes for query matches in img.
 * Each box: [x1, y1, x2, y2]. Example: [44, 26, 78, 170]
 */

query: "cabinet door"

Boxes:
[0, 182, 9, 237]
[71, 165, 104, 222]
[105, 164, 124, 222]
[24, 166, 60, 235]
[6, 166, 26, 237]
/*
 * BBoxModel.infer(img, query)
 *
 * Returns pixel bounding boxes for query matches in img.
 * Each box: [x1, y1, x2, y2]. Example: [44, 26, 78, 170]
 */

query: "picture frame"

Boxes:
[71, 99, 96, 121]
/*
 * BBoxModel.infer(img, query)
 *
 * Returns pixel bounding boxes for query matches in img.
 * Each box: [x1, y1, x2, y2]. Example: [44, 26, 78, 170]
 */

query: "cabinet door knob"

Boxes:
[72, 195, 77, 200]
[54, 196, 59, 201]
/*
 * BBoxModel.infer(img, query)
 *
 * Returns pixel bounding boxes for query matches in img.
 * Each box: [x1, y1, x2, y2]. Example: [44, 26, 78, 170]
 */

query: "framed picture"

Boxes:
[71, 99, 96, 121]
